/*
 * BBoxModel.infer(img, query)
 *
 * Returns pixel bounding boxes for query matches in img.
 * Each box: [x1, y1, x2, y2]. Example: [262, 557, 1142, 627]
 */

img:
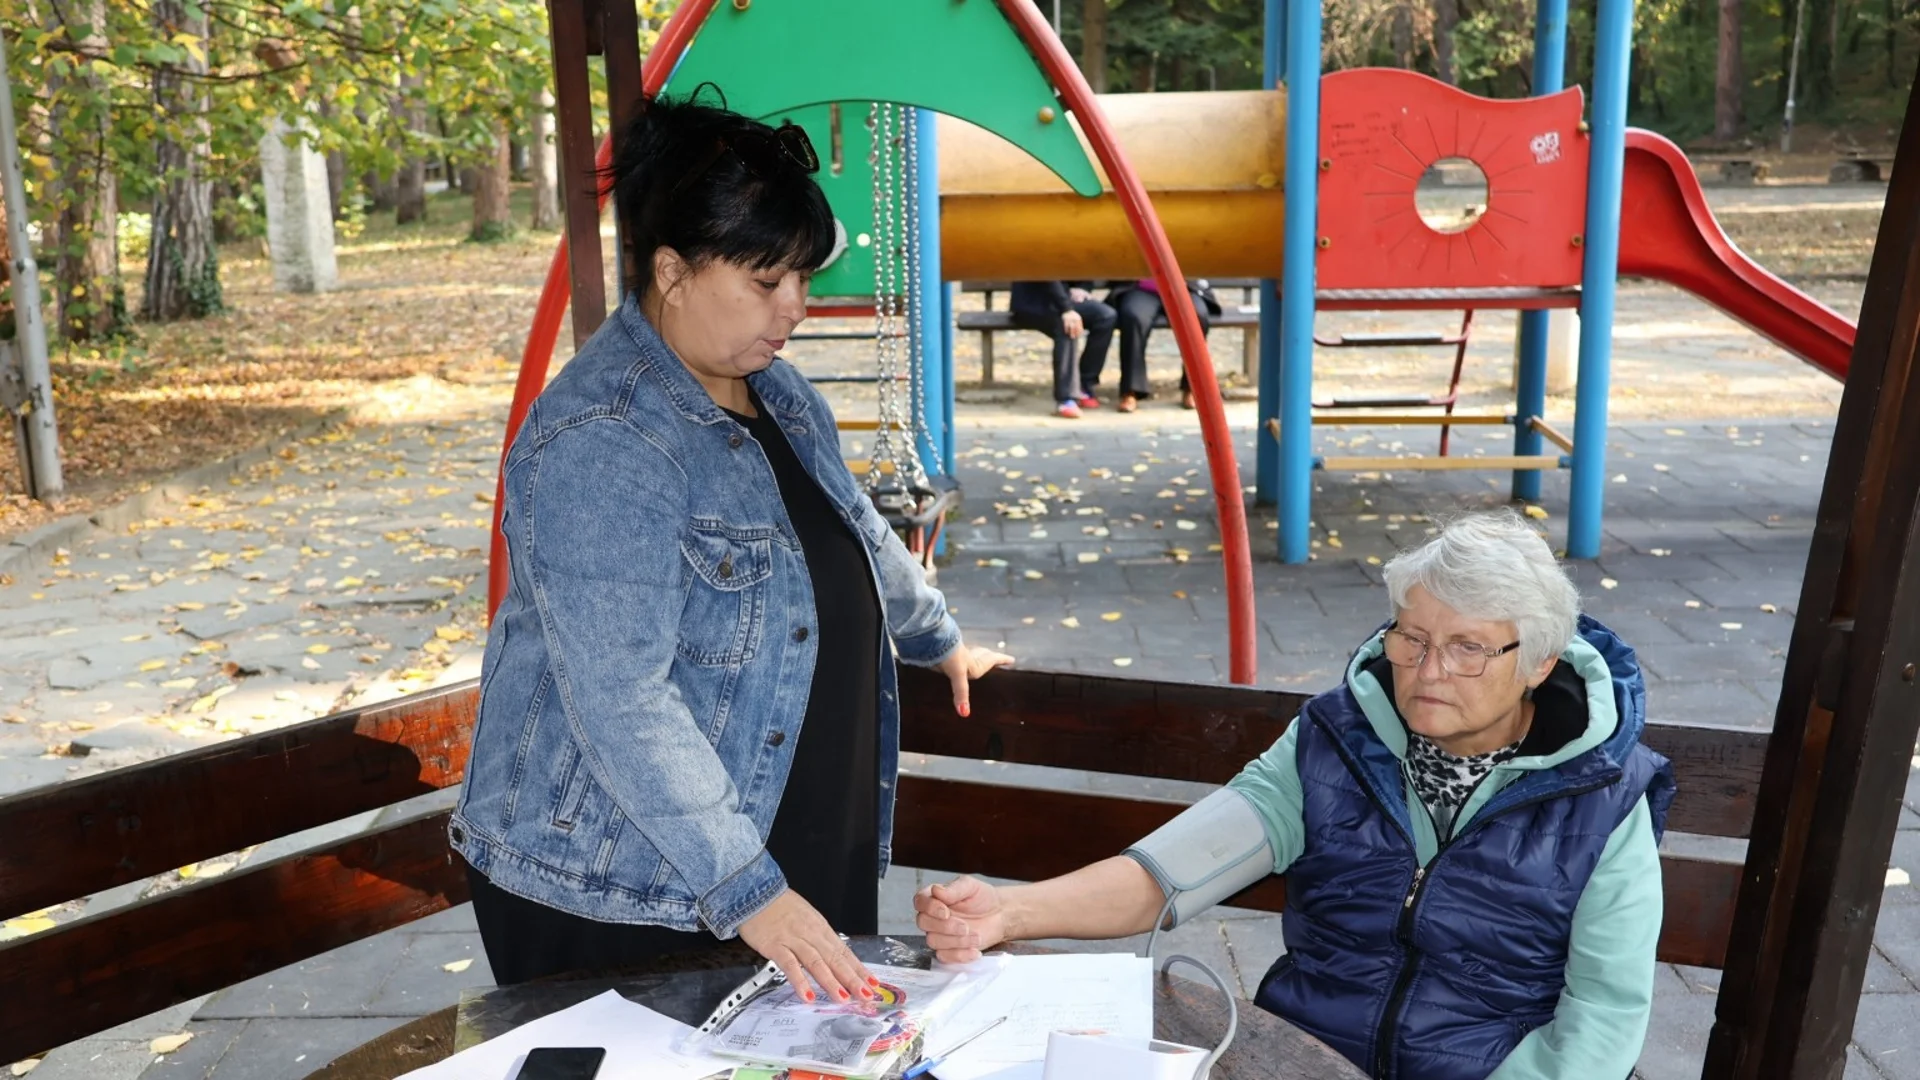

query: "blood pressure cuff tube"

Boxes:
[1122, 788, 1274, 929]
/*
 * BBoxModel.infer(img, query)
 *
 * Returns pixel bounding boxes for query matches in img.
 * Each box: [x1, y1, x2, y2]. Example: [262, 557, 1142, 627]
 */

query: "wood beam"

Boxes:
[546, 0, 608, 345]
[1704, 58, 1920, 1079]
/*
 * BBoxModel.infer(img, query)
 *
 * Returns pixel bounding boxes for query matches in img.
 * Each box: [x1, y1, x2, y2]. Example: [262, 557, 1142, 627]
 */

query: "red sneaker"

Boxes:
[1075, 393, 1101, 410]
[1055, 401, 1084, 419]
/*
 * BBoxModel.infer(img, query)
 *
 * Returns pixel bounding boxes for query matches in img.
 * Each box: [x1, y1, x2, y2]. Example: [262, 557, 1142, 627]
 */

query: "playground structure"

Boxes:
[2, 2, 1919, 1079]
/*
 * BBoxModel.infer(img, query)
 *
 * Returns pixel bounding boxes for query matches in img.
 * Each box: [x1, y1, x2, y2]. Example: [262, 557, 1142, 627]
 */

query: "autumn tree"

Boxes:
[142, 0, 221, 322]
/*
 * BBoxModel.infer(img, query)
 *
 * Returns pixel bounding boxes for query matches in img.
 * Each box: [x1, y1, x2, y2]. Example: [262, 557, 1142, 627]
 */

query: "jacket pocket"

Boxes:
[676, 522, 774, 667]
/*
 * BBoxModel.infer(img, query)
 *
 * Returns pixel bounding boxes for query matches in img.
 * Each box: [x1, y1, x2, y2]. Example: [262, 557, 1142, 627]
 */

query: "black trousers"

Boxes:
[1109, 288, 1210, 397]
[1011, 297, 1116, 403]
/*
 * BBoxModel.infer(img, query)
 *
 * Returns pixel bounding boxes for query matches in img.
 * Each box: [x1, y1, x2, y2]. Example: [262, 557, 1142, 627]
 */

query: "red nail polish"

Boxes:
[836, 989, 849, 1002]
[959, 703, 970, 718]
[803, 990, 815, 1002]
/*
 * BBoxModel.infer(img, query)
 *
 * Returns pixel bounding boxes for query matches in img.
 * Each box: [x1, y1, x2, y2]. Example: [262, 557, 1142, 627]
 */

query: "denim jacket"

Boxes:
[450, 296, 963, 938]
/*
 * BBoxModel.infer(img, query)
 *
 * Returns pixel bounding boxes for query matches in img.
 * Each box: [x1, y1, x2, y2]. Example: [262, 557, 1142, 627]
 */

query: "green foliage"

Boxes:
[468, 219, 517, 244]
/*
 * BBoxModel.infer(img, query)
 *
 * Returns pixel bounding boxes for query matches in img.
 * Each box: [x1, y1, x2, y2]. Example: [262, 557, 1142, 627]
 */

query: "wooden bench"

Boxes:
[1690, 154, 1769, 186]
[1830, 155, 1894, 183]
[0, 666, 1760, 1067]
[957, 280, 1263, 385]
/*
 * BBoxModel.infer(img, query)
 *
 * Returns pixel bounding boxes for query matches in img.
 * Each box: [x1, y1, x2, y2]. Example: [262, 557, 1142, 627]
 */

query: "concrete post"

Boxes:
[259, 117, 338, 293]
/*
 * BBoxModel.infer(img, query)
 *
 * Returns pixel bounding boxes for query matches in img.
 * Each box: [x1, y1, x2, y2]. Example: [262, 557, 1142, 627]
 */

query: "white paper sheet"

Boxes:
[924, 953, 1154, 1080]
[395, 989, 734, 1080]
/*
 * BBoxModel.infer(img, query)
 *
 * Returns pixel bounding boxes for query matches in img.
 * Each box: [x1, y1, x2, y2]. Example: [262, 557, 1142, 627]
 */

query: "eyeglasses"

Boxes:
[672, 120, 819, 198]
[1382, 623, 1521, 678]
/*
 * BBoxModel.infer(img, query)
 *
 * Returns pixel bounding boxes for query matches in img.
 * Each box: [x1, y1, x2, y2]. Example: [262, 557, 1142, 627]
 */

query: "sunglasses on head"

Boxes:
[673, 120, 819, 197]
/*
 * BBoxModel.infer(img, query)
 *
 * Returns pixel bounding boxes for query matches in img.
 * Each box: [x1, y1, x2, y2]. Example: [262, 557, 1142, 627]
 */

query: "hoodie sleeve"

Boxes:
[1486, 796, 1662, 1080]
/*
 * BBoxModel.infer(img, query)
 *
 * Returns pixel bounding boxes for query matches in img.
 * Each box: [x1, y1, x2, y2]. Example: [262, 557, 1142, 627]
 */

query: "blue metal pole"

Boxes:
[941, 282, 957, 472]
[1511, 0, 1569, 503]
[1255, 0, 1286, 506]
[914, 108, 946, 479]
[1566, 0, 1633, 558]
[1277, 0, 1320, 562]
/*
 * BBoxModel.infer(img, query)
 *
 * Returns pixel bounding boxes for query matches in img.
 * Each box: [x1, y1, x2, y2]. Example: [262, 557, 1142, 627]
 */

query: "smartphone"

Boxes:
[512, 1046, 607, 1080]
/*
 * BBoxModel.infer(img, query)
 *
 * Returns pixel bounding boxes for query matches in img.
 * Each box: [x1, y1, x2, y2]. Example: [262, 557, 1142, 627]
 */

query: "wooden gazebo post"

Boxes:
[1705, 60, 1920, 1078]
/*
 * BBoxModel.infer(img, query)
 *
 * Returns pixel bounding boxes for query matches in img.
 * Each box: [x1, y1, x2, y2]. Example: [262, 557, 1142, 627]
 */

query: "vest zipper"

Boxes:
[1334, 721, 1622, 1080]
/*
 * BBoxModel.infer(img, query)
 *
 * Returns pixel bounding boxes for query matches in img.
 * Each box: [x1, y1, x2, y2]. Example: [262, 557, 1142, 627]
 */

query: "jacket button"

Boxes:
[728, 433, 743, 449]
[767, 731, 786, 747]
[718, 559, 733, 580]
[793, 627, 809, 642]
[450, 824, 466, 845]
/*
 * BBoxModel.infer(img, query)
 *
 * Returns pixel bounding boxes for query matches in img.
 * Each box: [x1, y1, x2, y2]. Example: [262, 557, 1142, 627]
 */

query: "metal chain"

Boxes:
[865, 103, 930, 494]
[901, 107, 933, 493]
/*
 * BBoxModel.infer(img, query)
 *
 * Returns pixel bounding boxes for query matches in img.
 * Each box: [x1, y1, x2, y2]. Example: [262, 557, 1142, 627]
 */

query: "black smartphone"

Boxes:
[512, 1046, 607, 1080]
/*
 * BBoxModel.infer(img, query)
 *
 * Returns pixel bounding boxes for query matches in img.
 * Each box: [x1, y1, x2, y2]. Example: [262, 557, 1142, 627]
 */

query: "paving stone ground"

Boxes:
[7, 188, 1915, 1076]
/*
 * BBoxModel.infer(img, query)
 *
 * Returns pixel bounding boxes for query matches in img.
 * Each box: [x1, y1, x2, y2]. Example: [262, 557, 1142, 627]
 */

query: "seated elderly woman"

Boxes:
[916, 510, 1675, 1080]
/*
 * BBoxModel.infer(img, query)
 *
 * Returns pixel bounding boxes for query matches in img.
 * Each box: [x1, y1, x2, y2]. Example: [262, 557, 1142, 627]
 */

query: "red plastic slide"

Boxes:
[1618, 129, 1855, 380]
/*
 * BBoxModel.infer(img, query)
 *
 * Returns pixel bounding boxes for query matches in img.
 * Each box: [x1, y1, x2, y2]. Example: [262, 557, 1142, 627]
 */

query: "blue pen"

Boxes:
[903, 1015, 1009, 1079]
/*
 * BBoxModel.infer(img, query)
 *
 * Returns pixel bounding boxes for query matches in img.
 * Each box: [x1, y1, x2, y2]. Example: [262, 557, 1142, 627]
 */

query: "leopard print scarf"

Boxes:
[1405, 734, 1523, 842]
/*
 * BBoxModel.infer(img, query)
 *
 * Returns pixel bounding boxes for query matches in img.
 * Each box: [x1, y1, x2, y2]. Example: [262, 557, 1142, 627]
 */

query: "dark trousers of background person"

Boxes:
[1109, 287, 1210, 398]
[1011, 298, 1116, 403]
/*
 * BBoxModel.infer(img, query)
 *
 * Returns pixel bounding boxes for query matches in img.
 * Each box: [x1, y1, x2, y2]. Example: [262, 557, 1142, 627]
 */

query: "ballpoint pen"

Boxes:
[901, 1015, 1009, 1079]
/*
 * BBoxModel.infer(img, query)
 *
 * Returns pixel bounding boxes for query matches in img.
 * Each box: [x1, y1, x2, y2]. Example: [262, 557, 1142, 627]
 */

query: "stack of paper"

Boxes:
[919, 953, 1154, 1080]
[395, 990, 734, 1080]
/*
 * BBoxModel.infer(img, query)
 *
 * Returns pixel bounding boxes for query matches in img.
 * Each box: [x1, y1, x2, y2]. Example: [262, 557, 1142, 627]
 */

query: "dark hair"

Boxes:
[612, 85, 836, 299]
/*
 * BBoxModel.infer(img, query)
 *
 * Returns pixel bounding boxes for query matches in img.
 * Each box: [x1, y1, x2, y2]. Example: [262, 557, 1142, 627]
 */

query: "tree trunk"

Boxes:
[50, 0, 119, 342]
[1715, 0, 1745, 141]
[325, 149, 346, 220]
[1392, 4, 1415, 69]
[362, 169, 397, 212]
[1432, 0, 1460, 84]
[458, 165, 478, 198]
[395, 74, 428, 225]
[142, 0, 220, 322]
[1805, 0, 1834, 107]
[0, 197, 13, 341]
[471, 120, 514, 242]
[529, 88, 559, 231]
[1081, 0, 1108, 93]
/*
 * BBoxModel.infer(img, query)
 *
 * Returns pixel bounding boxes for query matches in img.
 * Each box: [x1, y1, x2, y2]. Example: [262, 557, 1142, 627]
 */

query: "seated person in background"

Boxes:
[1103, 277, 1222, 411]
[917, 509, 1674, 1080]
[1009, 281, 1115, 419]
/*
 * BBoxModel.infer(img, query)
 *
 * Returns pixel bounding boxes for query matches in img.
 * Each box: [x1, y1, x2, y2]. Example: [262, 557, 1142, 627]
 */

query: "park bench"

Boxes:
[956, 279, 1263, 385]
[1690, 154, 1769, 186]
[0, 665, 1762, 1070]
[1830, 155, 1895, 183]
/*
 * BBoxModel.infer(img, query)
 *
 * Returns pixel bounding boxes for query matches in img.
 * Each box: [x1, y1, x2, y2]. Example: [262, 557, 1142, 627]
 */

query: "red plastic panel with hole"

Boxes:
[1315, 69, 1591, 291]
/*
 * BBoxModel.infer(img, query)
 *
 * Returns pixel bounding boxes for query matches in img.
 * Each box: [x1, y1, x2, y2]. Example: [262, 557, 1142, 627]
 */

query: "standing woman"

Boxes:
[452, 89, 1011, 1004]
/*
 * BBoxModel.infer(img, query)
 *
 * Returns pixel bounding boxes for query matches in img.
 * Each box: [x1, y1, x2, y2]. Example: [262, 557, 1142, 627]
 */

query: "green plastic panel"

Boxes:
[658, 0, 1101, 297]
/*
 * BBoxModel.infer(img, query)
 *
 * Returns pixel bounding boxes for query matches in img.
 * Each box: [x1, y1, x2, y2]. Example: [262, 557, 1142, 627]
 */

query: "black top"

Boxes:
[726, 392, 883, 931]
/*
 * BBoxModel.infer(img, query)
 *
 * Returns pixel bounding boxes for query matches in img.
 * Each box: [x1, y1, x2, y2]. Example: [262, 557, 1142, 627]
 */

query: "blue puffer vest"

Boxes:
[1254, 618, 1676, 1080]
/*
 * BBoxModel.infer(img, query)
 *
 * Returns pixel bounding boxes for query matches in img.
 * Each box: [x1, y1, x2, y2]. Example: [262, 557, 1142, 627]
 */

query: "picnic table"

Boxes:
[306, 935, 1367, 1080]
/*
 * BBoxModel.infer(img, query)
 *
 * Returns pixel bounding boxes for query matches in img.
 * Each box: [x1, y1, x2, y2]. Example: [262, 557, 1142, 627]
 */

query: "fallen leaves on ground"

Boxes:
[443, 958, 475, 973]
[149, 1033, 194, 1054]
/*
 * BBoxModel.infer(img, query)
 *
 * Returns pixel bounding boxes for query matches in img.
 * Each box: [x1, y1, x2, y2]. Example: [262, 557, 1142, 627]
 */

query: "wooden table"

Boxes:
[307, 935, 1366, 1080]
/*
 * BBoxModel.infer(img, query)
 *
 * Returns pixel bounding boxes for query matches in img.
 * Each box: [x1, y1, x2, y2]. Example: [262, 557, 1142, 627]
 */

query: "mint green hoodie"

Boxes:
[1227, 634, 1664, 1079]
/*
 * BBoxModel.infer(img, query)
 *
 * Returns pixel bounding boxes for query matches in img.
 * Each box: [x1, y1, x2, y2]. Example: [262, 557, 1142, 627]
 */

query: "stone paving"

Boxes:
[7, 219, 1918, 1074]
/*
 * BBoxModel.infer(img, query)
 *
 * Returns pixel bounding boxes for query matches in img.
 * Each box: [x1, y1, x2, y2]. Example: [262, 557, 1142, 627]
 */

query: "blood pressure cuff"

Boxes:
[1122, 788, 1274, 929]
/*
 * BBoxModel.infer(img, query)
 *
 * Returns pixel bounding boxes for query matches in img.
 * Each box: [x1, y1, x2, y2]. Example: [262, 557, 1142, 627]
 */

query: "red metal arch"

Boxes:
[490, 0, 1259, 685]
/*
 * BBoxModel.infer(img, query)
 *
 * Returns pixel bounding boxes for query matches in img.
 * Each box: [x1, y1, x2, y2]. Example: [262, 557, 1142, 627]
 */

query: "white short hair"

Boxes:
[1381, 509, 1581, 674]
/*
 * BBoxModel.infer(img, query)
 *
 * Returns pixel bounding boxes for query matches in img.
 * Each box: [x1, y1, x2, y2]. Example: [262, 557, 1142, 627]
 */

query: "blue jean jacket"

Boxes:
[450, 297, 962, 938]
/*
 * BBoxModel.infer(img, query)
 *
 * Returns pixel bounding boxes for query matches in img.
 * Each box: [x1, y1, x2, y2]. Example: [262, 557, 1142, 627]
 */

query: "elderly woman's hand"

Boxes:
[914, 876, 1007, 964]
[937, 643, 1014, 718]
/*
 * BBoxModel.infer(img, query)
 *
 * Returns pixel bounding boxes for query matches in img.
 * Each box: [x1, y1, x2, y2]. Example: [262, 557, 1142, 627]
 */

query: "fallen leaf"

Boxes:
[1684, 600, 1702, 609]
[1523, 505, 1549, 520]
[1650, 548, 1671, 557]
[1076, 552, 1100, 564]
[1061, 617, 1081, 629]
[175, 601, 205, 612]
[1720, 622, 1743, 630]
[1022, 570, 1044, 580]
[443, 958, 475, 973]
[149, 1033, 193, 1055]
[188, 685, 236, 713]
[161, 677, 196, 689]
[335, 576, 365, 589]
[1175, 520, 1198, 531]
[1889, 868, 1911, 887]
[1101, 612, 1123, 622]
[301, 657, 322, 670]
[1172, 590, 1188, 600]
[11, 1058, 41, 1076]
[1, 917, 55, 939]
[1020, 617, 1036, 625]
[139, 660, 168, 672]
[1112, 657, 1133, 668]
[1600, 578, 1619, 590]
[306, 644, 331, 654]
[1007, 445, 1029, 458]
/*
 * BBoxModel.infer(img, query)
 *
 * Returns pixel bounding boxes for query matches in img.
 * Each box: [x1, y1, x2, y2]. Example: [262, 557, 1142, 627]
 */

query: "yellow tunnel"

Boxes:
[937, 89, 1288, 282]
